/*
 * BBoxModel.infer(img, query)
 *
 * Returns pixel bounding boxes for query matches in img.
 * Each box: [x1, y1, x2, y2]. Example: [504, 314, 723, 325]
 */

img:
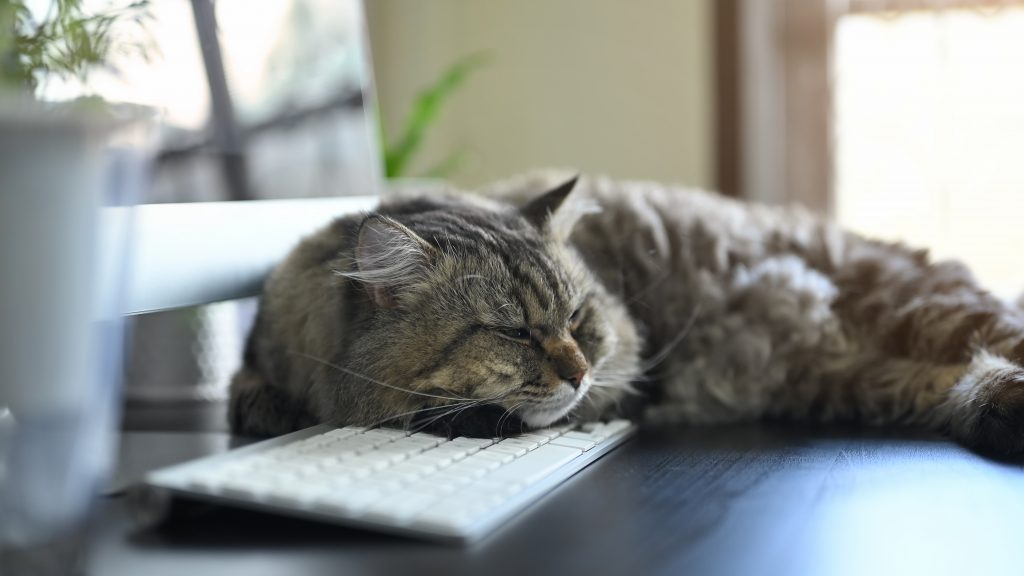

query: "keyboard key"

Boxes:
[527, 429, 565, 440]
[498, 438, 540, 451]
[449, 437, 495, 449]
[464, 478, 523, 499]
[443, 442, 482, 455]
[404, 482, 456, 497]
[363, 492, 439, 523]
[263, 484, 330, 507]
[472, 450, 514, 464]
[417, 452, 453, 468]
[549, 437, 596, 451]
[384, 462, 431, 480]
[322, 462, 373, 479]
[426, 497, 493, 522]
[324, 428, 359, 439]
[401, 436, 444, 450]
[487, 444, 582, 486]
[517, 433, 551, 445]
[563, 431, 600, 441]
[275, 461, 323, 476]
[458, 454, 501, 471]
[489, 444, 528, 458]
[402, 455, 443, 472]
[382, 439, 429, 454]
[429, 470, 474, 486]
[441, 491, 504, 512]
[365, 476, 405, 492]
[407, 433, 444, 447]
[562, 430, 609, 444]
[291, 475, 353, 492]
[343, 456, 391, 472]
[361, 430, 405, 444]
[431, 447, 470, 461]
[316, 488, 384, 514]
[365, 448, 410, 465]
[443, 463, 488, 480]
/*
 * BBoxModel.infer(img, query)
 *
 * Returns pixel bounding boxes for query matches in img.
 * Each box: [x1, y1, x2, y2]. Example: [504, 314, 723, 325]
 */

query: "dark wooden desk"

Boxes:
[89, 414, 1024, 576]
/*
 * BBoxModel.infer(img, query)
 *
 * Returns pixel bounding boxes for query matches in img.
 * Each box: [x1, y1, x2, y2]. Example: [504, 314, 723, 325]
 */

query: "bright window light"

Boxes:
[834, 7, 1024, 299]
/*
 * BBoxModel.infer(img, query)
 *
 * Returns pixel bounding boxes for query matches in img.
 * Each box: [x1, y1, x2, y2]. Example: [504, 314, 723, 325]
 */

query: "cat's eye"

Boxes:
[497, 327, 532, 342]
[569, 307, 584, 330]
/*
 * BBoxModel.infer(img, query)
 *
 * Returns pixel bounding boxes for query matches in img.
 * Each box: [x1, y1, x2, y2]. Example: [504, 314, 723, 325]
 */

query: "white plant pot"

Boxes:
[0, 102, 152, 550]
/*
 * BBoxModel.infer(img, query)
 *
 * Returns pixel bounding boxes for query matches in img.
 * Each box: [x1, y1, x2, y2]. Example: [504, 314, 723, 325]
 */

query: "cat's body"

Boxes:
[230, 172, 1024, 456]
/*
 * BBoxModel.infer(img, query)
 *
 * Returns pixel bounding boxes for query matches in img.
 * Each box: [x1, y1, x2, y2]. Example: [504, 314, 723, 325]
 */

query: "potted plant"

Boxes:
[0, 0, 154, 563]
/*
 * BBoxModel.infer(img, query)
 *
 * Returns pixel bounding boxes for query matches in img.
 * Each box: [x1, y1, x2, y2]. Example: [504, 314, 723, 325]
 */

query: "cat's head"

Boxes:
[337, 177, 640, 437]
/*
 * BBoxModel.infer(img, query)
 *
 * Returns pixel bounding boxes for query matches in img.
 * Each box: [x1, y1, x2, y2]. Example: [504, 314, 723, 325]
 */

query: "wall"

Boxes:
[365, 0, 714, 189]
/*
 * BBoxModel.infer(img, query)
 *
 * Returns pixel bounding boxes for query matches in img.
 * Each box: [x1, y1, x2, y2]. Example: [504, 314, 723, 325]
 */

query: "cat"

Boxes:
[229, 171, 1024, 456]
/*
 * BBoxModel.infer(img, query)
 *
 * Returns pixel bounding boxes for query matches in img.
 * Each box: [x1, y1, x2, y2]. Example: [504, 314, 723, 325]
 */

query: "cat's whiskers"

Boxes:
[408, 398, 497, 434]
[495, 400, 528, 436]
[402, 387, 518, 435]
[290, 351, 475, 402]
[591, 367, 646, 393]
[591, 379, 640, 396]
[362, 400, 480, 430]
[446, 397, 494, 430]
[407, 402, 483, 434]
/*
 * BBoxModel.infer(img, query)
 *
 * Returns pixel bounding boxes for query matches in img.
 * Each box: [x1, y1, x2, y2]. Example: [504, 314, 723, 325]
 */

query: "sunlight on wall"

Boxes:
[834, 8, 1024, 299]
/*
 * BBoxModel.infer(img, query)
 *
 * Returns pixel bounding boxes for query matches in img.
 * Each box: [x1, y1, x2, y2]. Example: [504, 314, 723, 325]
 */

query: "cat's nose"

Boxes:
[545, 337, 588, 390]
[562, 369, 587, 390]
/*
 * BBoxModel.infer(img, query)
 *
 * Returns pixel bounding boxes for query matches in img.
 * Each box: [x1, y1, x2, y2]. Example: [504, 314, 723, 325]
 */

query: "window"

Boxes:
[716, 0, 1024, 299]
[44, 0, 383, 417]
[835, 5, 1024, 299]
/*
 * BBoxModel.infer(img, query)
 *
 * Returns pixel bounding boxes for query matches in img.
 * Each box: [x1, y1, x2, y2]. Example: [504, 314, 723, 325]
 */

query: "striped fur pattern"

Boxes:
[230, 172, 1024, 455]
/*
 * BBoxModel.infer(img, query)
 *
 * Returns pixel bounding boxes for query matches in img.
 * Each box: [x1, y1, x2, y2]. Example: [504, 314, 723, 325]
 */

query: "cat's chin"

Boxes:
[520, 406, 574, 428]
[519, 378, 592, 428]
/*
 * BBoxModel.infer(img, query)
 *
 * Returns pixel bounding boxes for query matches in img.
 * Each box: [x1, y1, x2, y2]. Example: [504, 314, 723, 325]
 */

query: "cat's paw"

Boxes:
[409, 404, 527, 439]
[229, 367, 314, 437]
[951, 361, 1024, 457]
[968, 379, 1024, 456]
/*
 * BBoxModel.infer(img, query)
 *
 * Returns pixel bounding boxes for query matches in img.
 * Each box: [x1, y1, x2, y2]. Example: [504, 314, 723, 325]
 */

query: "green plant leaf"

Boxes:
[383, 51, 490, 179]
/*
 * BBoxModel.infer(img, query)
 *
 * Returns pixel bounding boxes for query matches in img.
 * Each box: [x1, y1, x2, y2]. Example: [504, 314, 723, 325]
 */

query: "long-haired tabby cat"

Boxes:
[229, 172, 1024, 456]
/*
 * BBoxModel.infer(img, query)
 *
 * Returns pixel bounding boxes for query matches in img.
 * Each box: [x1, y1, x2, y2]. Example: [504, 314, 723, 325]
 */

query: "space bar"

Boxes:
[487, 444, 583, 485]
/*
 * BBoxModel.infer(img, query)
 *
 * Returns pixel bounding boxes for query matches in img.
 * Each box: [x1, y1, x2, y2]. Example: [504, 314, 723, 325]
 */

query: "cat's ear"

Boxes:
[521, 175, 597, 241]
[350, 215, 436, 308]
[521, 176, 578, 228]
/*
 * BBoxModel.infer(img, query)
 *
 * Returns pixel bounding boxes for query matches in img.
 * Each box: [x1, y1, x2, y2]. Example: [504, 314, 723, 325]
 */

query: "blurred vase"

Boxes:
[0, 100, 153, 572]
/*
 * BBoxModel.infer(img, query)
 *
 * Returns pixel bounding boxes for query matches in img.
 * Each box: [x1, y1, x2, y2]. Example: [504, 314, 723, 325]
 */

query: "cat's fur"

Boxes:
[230, 171, 1024, 456]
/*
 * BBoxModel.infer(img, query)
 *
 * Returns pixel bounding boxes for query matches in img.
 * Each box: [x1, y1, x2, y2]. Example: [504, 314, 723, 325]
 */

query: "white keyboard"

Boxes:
[143, 419, 634, 543]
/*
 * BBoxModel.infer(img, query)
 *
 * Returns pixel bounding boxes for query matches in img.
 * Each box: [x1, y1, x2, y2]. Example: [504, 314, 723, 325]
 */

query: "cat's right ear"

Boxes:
[521, 176, 578, 228]
[349, 215, 437, 308]
[521, 175, 597, 242]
